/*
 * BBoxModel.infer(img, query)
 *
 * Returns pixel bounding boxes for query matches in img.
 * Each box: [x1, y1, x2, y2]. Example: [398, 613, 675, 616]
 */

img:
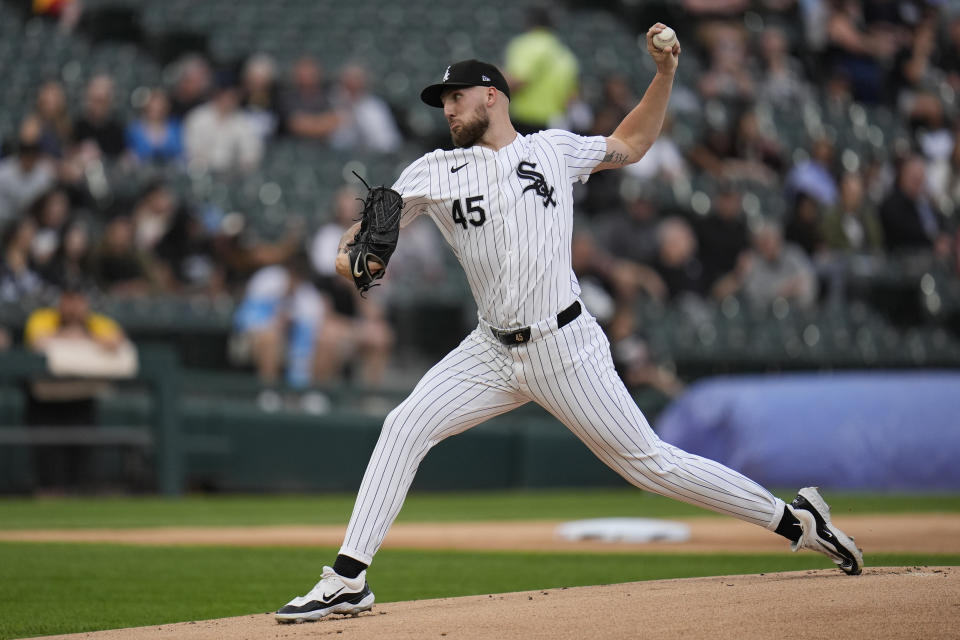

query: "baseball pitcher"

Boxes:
[275, 24, 863, 623]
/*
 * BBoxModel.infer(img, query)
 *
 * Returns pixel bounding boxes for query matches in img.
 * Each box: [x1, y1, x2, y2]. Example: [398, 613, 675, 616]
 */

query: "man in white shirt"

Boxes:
[330, 64, 402, 153]
[0, 118, 55, 225]
[183, 81, 263, 173]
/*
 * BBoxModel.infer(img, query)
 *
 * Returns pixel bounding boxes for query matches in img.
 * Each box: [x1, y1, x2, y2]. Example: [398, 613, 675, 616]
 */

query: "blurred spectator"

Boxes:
[727, 107, 785, 183]
[624, 115, 689, 183]
[909, 92, 952, 167]
[757, 25, 812, 107]
[591, 75, 635, 138]
[607, 308, 683, 397]
[212, 213, 305, 289]
[558, 88, 594, 134]
[824, 0, 896, 103]
[233, 254, 324, 388]
[596, 183, 661, 266]
[928, 127, 960, 214]
[571, 227, 682, 397]
[73, 74, 128, 160]
[24, 286, 130, 355]
[32, 0, 83, 32]
[504, 6, 579, 134]
[386, 217, 448, 287]
[242, 53, 282, 141]
[281, 56, 342, 141]
[125, 88, 183, 165]
[689, 122, 737, 179]
[695, 181, 751, 296]
[168, 54, 212, 120]
[87, 215, 160, 296]
[24, 285, 136, 492]
[879, 154, 951, 257]
[785, 137, 838, 206]
[893, 12, 951, 167]
[822, 69, 855, 117]
[130, 181, 177, 254]
[800, 0, 831, 54]
[183, 77, 263, 173]
[697, 22, 755, 105]
[0, 326, 9, 350]
[894, 13, 938, 104]
[582, 76, 642, 215]
[572, 228, 627, 321]
[28, 187, 72, 270]
[691, 108, 783, 185]
[310, 186, 394, 385]
[0, 217, 46, 302]
[741, 221, 819, 309]
[572, 227, 665, 306]
[690, 109, 783, 183]
[0, 117, 55, 225]
[785, 192, 825, 257]
[39, 218, 93, 290]
[155, 207, 224, 295]
[32, 80, 72, 158]
[939, 14, 960, 92]
[330, 64, 402, 153]
[822, 171, 884, 252]
[652, 217, 708, 302]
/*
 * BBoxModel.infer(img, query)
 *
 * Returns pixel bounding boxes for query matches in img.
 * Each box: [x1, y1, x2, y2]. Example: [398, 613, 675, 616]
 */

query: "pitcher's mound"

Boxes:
[35, 567, 958, 640]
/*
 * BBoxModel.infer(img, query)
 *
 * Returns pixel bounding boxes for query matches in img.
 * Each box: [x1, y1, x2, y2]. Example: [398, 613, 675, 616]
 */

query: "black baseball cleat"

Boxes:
[275, 566, 375, 623]
[788, 487, 864, 575]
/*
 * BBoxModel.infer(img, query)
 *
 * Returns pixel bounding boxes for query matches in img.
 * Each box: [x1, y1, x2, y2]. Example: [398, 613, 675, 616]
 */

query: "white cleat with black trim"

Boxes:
[788, 487, 864, 575]
[275, 566, 375, 623]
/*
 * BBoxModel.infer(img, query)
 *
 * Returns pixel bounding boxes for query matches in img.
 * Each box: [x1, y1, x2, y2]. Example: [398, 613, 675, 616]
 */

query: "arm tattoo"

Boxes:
[602, 150, 630, 165]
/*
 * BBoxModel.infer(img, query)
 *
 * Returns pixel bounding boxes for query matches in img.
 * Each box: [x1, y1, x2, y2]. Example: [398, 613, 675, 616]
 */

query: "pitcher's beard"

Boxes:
[451, 106, 490, 147]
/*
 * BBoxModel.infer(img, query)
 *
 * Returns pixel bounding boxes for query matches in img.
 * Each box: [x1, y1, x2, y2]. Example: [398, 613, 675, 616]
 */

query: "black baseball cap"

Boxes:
[420, 59, 510, 108]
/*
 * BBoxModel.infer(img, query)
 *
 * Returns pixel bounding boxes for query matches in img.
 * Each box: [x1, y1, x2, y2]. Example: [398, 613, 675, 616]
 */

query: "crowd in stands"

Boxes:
[1, 0, 959, 394]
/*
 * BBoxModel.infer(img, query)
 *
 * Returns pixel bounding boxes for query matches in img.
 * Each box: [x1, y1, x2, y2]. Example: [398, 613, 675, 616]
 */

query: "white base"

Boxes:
[555, 518, 691, 543]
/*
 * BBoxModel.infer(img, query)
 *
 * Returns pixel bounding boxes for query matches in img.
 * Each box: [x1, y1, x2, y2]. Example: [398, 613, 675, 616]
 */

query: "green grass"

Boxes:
[1, 541, 958, 640]
[1, 489, 958, 530]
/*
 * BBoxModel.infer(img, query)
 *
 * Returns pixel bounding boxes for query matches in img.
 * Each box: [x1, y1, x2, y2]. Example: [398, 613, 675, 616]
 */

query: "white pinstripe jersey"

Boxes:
[392, 129, 608, 329]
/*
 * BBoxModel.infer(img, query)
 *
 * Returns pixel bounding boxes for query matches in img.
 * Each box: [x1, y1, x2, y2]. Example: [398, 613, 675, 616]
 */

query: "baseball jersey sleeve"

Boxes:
[391, 155, 436, 228]
[541, 129, 608, 184]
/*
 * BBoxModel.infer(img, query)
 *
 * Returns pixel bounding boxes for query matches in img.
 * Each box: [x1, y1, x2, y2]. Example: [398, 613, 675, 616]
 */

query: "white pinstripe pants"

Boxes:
[340, 310, 786, 565]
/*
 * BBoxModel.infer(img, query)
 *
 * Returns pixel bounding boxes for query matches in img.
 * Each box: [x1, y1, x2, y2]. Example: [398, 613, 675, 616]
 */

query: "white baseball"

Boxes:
[652, 26, 677, 51]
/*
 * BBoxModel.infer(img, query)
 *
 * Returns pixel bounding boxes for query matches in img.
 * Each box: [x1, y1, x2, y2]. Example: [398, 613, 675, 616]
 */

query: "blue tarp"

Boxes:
[655, 372, 960, 490]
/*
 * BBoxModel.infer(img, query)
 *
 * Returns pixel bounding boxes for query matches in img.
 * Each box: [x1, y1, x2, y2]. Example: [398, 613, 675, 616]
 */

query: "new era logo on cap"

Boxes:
[420, 59, 511, 108]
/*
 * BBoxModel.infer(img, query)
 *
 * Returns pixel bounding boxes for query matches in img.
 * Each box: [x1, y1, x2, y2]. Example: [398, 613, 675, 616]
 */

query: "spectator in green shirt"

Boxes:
[821, 172, 884, 253]
[504, 6, 579, 134]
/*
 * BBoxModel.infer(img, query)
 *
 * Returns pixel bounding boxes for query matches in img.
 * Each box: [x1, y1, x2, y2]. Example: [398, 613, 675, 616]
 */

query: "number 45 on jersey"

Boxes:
[451, 196, 486, 229]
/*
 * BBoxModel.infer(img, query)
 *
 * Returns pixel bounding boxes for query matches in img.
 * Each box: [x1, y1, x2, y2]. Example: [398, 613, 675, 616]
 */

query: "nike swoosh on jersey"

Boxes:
[450, 162, 469, 173]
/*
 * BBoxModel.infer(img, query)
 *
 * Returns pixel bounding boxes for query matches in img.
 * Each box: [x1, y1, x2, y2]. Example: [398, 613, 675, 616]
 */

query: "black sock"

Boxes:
[333, 554, 368, 579]
[774, 507, 802, 543]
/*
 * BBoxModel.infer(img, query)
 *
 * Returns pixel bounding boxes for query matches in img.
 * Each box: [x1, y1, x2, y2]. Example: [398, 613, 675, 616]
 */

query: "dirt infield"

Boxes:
[3, 513, 959, 554]
[32, 567, 959, 640]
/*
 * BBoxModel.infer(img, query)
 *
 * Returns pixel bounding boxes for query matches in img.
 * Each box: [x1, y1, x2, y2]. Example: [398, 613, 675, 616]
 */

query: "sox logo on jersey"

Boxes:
[336, 129, 788, 566]
[516, 161, 557, 207]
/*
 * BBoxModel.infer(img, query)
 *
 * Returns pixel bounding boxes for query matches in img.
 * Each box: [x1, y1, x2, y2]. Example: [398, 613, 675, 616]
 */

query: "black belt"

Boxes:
[490, 301, 581, 346]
